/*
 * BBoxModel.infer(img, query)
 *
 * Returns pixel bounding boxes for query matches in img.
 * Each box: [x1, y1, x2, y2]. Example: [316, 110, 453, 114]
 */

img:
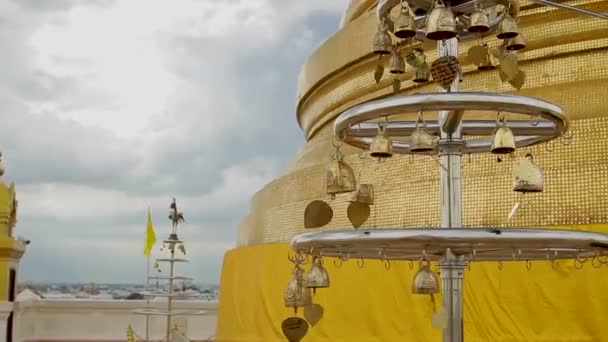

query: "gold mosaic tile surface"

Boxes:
[237, 1, 608, 246]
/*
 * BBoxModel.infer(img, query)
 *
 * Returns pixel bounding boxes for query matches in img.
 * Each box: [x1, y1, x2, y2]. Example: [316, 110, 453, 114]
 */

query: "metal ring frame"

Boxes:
[290, 228, 608, 262]
[334, 92, 568, 154]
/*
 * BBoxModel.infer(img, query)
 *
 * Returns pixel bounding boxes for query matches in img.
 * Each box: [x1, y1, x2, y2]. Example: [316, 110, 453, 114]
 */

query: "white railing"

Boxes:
[13, 299, 217, 342]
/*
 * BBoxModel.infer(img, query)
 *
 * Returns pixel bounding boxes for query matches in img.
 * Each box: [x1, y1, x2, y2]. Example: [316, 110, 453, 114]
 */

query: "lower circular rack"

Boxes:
[290, 228, 608, 262]
[334, 92, 568, 154]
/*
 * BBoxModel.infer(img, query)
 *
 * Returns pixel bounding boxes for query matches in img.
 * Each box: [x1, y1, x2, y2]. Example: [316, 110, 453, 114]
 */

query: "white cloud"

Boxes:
[1, 0, 345, 283]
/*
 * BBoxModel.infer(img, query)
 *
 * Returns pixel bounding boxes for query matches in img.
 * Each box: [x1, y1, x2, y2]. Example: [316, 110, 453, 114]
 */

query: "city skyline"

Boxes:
[0, 0, 348, 283]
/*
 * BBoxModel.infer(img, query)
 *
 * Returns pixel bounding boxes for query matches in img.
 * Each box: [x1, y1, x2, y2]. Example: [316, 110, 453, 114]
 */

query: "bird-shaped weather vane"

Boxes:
[168, 198, 185, 240]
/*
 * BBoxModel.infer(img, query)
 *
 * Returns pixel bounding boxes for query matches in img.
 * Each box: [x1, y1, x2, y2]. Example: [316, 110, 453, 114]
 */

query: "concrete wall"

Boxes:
[12, 299, 217, 342]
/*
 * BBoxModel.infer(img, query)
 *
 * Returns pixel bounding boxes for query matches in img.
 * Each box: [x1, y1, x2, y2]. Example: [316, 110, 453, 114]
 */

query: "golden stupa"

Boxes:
[215, 0, 608, 340]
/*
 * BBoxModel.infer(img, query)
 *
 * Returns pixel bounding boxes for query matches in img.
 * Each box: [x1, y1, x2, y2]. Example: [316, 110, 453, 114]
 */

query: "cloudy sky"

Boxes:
[0, 0, 347, 284]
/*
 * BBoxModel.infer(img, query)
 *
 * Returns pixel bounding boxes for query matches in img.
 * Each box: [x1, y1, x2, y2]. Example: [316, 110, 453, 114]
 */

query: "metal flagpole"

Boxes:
[145, 251, 151, 342]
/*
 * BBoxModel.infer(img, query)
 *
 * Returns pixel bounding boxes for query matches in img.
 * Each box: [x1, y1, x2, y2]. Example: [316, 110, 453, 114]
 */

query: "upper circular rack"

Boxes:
[334, 92, 568, 154]
[291, 228, 608, 262]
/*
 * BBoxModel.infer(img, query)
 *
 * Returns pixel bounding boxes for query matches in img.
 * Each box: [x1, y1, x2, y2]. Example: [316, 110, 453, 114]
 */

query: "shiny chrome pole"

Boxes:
[438, 38, 464, 342]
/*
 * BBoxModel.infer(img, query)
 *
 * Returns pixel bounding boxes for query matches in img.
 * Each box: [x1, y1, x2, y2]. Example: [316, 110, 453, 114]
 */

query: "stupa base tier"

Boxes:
[290, 228, 608, 262]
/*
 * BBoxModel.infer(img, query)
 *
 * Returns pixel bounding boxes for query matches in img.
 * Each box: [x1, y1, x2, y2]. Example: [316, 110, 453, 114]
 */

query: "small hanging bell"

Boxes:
[413, 260, 439, 294]
[389, 51, 406, 74]
[497, 14, 519, 39]
[284, 266, 312, 309]
[410, 127, 436, 152]
[491, 124, 516, 154]
[370, 125, 393, 158]
[304, 257, 330, 292]
[325, 159, 356, 195]
[350, 184, 374, 205]
[513, 153, 543, 192]
[477, 46, 496, 70]
[413, 62, 430, 83]
[468, 10, 489, 33]
[406, 48, 426, 68]
[394, 6, 417, 39]
[425, 1, 457, 41]
[373, 22, 393, 55]
[506, 33, 526, 51]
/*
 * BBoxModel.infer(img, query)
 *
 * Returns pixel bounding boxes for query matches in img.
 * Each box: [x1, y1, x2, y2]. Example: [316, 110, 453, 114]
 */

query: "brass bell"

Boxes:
[410, 127, 435, 152]
[412, 260, 439, 294]
[497, 14, 519, 39]
[389, 51, 406, 74]
[370, 125, 393, 158]
[373, 22, 392, 55]
[468, 10, 489, 33]
[491, 125, 516, 154]
[304, 257, 330, 292]
[350, 184, 374, 205]
[506, 33, 526, 51]
[513, 153, 543, 192]
[406, 48, 426, 68]
[410, 114, 435, 152]
[413, 62, 430, 83]
[425, 2, 457, 41]
[284, 266, 312, 309]
[394, 6, 417, 39]
[325, 159, 356, 195]
[0, 149, 4, 177]
[477, 46, 496, 70]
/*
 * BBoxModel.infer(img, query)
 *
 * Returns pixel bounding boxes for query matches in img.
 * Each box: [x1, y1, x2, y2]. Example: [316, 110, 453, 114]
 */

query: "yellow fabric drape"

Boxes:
[215, 225, 608, 342]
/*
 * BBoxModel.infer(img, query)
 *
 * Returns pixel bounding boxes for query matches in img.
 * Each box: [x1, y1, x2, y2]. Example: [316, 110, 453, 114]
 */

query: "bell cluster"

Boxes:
[373, 0, 526, 90]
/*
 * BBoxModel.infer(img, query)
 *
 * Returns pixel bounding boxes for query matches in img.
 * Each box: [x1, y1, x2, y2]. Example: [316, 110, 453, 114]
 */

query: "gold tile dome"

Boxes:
[216, 1, 608, 341]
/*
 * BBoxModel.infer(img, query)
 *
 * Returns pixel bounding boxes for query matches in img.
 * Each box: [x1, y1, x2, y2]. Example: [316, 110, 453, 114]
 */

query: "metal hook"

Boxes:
[384, 259, 391, 270]
[551, 259, 559, 271]
[530, 114, 541, 126]
[545, 140, 555, 152]
[409, 260, 414, 270]
[357, 258, 365, 269]
[592, 256, 603, 268]
[525, 260, 532, 271]
[333, 257, 343, 268]
[498, 260, 503, 270]
[573, 257, 584, 270]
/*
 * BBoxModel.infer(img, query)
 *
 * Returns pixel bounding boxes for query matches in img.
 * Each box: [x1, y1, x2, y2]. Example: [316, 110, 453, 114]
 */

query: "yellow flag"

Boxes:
[144, 209, 156, 256]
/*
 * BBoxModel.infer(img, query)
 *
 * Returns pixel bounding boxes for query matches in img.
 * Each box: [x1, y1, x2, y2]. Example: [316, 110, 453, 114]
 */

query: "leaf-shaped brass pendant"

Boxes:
[347, 202, 371, 228]
[374, 62, 384, 84]
[392, 78, 401, 93]
[500, 53, 519, 82]
[304, 200, 333, 228]
[282, 317, 309, 342]
[468, 44, 487, 66]
[509, 70, 526, 90]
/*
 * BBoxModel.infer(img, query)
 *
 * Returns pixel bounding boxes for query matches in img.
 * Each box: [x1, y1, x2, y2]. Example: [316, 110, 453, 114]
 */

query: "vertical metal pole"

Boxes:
[145, 255, 150, 342]
[166, 247, 175, 342]
[437, 38, 465, 342]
